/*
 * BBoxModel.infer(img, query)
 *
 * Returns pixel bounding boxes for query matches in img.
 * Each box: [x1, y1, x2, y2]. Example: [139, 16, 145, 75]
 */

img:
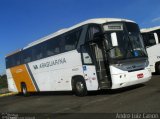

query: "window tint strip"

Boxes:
[6, 27, 83, 68]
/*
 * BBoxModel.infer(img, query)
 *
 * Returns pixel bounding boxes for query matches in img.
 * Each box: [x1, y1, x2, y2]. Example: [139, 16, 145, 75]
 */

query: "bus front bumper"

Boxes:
[111, 68, 152, 89]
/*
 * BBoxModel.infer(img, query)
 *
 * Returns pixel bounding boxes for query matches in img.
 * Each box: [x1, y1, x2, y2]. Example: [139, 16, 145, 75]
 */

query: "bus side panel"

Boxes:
[51, 66, 84, 91]
[147, 44, 160, 72]
[28, 50, 84, 91]
[6, 69, 18, 92]
[28, 65, 84, 91]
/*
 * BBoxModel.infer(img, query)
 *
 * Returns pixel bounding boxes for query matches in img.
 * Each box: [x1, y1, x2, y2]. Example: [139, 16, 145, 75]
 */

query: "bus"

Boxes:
[141, 26, 160, 74]
[5, 18, 151, 96]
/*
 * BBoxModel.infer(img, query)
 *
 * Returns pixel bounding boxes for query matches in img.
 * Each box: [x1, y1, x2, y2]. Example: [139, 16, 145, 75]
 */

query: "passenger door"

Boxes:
[81, 45, 99, 91]
[84, 25, 111, 89]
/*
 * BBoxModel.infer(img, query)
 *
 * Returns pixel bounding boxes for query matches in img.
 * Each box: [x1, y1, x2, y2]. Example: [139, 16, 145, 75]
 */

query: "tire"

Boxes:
[156, 63, 160, 74]
[73, 78, 87, 97]
[21, 83, 29, 96]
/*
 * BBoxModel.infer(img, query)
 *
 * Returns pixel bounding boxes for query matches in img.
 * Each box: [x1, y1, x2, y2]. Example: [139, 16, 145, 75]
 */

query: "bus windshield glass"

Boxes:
[103, 22, 147, 61]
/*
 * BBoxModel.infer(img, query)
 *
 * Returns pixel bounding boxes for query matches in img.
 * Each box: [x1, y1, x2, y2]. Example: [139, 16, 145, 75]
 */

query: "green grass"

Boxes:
[0, 75, 8, 89]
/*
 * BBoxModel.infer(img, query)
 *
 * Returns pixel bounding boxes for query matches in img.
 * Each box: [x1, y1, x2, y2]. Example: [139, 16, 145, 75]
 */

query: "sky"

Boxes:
[0, 0, 160, 75]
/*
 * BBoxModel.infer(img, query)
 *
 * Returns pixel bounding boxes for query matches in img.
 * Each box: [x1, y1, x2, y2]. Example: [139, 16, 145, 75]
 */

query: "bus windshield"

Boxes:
[103, 22, 147, 61]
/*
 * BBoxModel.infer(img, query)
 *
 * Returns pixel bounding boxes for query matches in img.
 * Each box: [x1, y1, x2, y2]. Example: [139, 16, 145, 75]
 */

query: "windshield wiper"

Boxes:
[104, 46, 116, 53]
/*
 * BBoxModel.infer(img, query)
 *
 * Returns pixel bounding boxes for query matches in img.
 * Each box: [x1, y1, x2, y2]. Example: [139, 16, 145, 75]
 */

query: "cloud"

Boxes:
[151, 17, 160, 22]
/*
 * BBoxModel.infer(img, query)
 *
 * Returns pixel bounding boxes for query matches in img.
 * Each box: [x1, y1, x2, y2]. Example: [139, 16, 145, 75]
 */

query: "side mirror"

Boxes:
[153, 33, 159, 44]
[111, 32, 118, 47]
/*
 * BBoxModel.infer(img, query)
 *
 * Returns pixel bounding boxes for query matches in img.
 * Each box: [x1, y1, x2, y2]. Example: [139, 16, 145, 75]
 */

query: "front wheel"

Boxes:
[73, 78, 87, 97]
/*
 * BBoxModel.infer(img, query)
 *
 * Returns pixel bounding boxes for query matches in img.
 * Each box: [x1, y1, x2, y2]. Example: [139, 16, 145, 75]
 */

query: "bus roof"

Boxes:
[24, 18, 135, 49]
[6, 49, 21, 57]
[141, 26, 160, 33]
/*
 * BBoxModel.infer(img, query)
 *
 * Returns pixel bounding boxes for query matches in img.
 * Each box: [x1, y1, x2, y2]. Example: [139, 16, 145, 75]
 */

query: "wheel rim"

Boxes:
[76, 82, 84, 92]
[22, 87, 27, 94]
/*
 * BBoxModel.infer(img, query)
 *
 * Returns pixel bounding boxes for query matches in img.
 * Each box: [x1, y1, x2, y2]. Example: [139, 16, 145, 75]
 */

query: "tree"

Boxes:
[0, 74, 8, 89]
[1, 74, 7, 80]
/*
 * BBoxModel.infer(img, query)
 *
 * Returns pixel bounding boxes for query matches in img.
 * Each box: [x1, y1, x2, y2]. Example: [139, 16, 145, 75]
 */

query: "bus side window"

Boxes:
[14, 53, 21, 65]
[86, 25, 101, 41]
[6, 56, 14, 68]
[148, 33, 156, 46]
[46, 39, 55, 56]
[22, 49, 32, 63]
[59, 36, 65, 52]
[65, 33, 76, 51]
[53, 39, 60, 54]
[81, 45, 93, 65]
[46, 38, 60, 57]
[64, 30, 82, 51]
[5, 58, 10, 68]
[142, 33, 156, 47]
[141, 33, 148, 47]
[32, 44, 43, 61]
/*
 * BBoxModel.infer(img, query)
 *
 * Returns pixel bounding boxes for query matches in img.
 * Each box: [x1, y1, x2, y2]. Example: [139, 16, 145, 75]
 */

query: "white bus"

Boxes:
[141, 26, 160, 74]
[6, 18, 151, 96]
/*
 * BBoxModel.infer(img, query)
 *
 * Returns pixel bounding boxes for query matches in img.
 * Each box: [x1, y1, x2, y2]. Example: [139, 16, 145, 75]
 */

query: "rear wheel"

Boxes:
[21, 83, 29, 96]
[73, 78, 87, 97]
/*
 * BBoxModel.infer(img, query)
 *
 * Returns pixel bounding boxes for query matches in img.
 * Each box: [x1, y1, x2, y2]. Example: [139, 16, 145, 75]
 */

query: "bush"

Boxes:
[0, 74, 8, 89]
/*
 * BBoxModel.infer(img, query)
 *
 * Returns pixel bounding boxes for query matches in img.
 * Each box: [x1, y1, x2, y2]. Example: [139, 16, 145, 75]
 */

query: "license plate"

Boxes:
[137, 73, 144, 79]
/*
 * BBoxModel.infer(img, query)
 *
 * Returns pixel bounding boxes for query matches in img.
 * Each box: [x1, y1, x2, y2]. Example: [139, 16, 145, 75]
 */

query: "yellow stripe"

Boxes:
[10, 64, 36, 92]
[0, 92, 17, 97]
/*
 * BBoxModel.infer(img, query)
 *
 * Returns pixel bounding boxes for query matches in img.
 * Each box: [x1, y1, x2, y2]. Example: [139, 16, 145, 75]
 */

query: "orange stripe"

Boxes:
[10, 64, 36, 92]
